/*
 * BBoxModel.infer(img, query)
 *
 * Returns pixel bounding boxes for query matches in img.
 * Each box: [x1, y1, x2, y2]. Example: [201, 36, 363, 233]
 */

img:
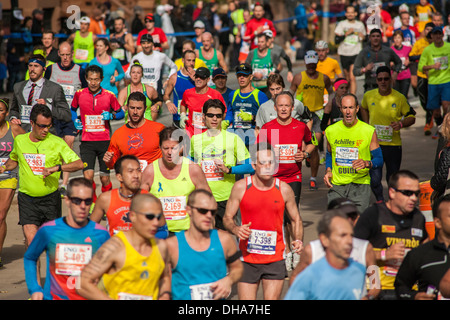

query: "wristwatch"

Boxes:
[304, 151, 310, 159]
[57, 164, 62, 172]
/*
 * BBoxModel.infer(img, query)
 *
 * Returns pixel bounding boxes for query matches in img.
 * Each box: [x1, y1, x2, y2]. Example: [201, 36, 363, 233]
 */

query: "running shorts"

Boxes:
[340, 55, 357, 71]
[427, 82, 450, 110]
[18, 190, 61, 226]
[240, 260, 287, 283]
[0, 178, 18, 189]
[53, 119, 77, 138]
[80, 140, 110, 174]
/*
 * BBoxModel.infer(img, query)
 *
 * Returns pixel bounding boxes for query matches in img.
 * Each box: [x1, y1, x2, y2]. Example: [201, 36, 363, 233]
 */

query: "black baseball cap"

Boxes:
[235, 63, 252, 76]
[140, 34, 154, 43]
[195, 67, 210, 79]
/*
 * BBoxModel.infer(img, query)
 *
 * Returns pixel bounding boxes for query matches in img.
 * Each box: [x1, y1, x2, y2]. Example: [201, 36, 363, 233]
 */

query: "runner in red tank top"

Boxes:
[91, 155, 168, 238]
[223, 142, 304, 300]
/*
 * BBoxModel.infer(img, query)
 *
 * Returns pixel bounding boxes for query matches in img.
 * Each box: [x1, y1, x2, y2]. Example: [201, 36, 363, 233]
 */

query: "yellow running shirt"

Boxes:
[150, 157, 195, 232]
[98, 231, 165, 300]
[361, 89, 415, 146]
[296, 71, 326, 112]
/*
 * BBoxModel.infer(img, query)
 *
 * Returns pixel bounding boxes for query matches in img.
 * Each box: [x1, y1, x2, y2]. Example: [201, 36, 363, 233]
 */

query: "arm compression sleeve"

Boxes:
[71, 108, 78, 123]
[326, 150, 332, 170]
[370, 147, 383, 169]
[113, 108, 125, 120]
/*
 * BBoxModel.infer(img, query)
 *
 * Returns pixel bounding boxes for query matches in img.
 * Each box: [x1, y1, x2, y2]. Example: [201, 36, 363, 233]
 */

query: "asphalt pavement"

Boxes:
[0, 57, 438, 300]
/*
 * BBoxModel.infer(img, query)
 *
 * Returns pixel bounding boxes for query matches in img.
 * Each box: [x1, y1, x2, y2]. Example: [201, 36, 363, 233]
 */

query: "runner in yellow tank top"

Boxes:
[290, 50, 334, 191]
[141, 126, 211, 233]
[77, 193, 171, 300]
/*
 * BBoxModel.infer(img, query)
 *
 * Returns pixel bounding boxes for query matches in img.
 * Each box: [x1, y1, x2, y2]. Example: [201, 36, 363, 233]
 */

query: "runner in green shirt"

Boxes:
[418, 26, 450, 128]
[0, 105, 83, 247]
[190, 99, 254, 230]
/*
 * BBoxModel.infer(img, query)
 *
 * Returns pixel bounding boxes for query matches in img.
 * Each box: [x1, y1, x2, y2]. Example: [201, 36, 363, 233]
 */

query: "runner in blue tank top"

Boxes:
[167, 189, 243, 300]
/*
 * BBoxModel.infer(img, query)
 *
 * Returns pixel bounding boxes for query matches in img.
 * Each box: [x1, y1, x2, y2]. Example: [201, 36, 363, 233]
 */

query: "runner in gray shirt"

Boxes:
[255, 73, 312, 136]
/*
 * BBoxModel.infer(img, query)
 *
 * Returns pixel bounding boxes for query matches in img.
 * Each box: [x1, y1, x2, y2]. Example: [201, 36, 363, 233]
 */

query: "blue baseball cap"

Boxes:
[431, 26, 443, 34]
[212, 68, 227, 79]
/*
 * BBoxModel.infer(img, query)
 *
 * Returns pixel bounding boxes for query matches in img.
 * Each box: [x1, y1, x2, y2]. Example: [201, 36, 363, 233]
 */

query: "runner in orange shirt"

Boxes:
[103, 91, 165, 171]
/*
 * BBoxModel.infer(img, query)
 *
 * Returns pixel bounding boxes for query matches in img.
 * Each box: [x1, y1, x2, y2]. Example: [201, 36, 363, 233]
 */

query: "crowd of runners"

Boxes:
[1, 0, 450, 301]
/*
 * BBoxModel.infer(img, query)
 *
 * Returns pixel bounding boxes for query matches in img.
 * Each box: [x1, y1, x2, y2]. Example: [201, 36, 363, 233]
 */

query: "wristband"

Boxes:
[399, 121, 403, 128]
[381, 249, 386, 261]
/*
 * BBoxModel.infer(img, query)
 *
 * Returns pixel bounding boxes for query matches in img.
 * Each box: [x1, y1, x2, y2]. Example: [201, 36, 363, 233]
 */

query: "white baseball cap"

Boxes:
[263, 29, 273, 38]
[304, 50, 319, 64]
[194, 20, 206, 29]
[315, 40, 328, 49]
[399, 3, 409, 12]
[80, 16, 91, 24]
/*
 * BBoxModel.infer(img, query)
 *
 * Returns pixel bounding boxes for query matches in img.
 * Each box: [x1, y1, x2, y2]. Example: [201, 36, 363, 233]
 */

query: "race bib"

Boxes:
[433, 56, 448, 70]
[85, 115, 105, 132]
[112, 48, 125, 60]
[275, 144, 298, 164]
[160, 196, 187, 220]
[192, 111, 205, 129]
[75, 48, 89, 61]
[139, 160, 148, 172]
[190, 282, 214, 300]
[247, 229, 277, 255]
[344, 34, 359, 46]
[335, 147, 358, 167]
[418, 12, 429, 22]
[375, 125, 393, 142]
[23, 153, 46, 175]
[383, 248, 410, 277]
[62, 85, 75, 104]
[372, 62, 386, 77]
[201, 160, 224, 181]
[55, 243, 92, 276]
[20, 105, 33, 124]
[117, 293, 153, 300]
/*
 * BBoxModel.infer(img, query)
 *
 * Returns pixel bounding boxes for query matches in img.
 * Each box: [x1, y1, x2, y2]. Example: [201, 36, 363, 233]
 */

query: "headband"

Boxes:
[0, 98, 8, 109]
[334, 79, 349, 91]
[29, 58, 46, 68]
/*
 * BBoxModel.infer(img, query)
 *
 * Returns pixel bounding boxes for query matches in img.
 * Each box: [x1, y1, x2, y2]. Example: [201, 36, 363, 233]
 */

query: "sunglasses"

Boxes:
[34, 122, 52, 129]
[393, 188, 420, 197]
[191, 206, 217, 216]
[377, 77, 390, 82]
[134, 211, 163, 221]
[205, 113, 223, 119]
[69, 197, 94, 206]
[194, 75, 209, 80]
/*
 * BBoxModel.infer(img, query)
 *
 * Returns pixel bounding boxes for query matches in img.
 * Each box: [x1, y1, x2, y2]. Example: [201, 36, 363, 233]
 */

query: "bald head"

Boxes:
[201, 32, 213, 49]
[59, 41, 73, 67]
[130, 193, 163, 213]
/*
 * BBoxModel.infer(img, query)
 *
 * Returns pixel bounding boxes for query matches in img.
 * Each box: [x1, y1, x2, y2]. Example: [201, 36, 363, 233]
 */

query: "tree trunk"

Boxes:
[269, 0, 290, 48]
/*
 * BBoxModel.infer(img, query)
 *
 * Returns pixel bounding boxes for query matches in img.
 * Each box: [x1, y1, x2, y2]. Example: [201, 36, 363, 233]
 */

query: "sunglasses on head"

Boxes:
[69, 197, 94, 206]
[205, 113, 223, 119]
[191, 206, 217, 216]
[134, 211, 163, 221]
[393, 188, 420, 197]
